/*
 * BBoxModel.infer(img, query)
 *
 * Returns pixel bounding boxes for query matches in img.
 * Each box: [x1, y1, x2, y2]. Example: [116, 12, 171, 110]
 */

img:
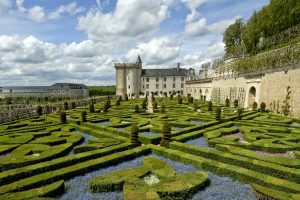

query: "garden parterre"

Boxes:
[0, 97, 299, 200]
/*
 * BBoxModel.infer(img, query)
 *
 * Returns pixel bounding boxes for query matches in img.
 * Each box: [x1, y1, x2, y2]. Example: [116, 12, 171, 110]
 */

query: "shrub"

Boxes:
[60, 112, 67, 123]
[237, 108, 243, 120]
[208, 101, 213, 111]
[225, 98, 230, 107]
[234, 99, 239, 108]
[193, 102, 198, 111]
[252, 102, 258, 111]
[116, 99, 121, 106]
[64, 102, 69, 110]
[130, 124, 140, 146]
[160, 122, 171, 148]
[103, 101, 109, 112]
[125, 94, 128, 101]
[215, 107, 221, 121]
[153, 101, 158, 109]
[45, 105, 50, 114]
[142, 100, 147, 109]
[178, 97, 183, 104]
[71, 102, 76, 109]
[161, 103, 166, 113]
[36, 106, 43, 116]
[134, 105, 139, 113]
[260, 102, 266, 112]
[81, 111, 87, 122]
[89, 104, 95, 113]
[170, 93, 174, 100]
[188, 96, 194, 104]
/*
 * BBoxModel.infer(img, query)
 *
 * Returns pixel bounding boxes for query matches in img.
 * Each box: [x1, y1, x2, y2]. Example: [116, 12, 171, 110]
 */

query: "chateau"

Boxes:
[115, 55, 196, 98]
[115, 55, 300, 117]
[0, 83, 89, 99]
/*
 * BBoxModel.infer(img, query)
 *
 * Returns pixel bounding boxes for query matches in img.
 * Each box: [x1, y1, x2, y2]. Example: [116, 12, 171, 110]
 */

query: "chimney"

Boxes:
[177, 63, 180, 70]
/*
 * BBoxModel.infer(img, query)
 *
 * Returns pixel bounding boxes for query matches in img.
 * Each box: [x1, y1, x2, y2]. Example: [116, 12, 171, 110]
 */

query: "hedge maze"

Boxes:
[0, 97, 299, 200]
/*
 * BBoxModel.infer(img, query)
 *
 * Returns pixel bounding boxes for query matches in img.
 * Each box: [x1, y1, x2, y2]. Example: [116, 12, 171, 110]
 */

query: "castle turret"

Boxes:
[115, 63, 127, 98]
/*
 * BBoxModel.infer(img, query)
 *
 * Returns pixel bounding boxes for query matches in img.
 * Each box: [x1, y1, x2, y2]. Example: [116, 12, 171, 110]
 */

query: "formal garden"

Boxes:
[0, 96, 299, 200]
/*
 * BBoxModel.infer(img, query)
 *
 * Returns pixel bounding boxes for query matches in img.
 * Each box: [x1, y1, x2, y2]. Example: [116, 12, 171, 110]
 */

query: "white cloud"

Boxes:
[78, 0, 171, 41]
[127, 37, 180, 66]
[16, 0, 25, 12]
[48, 2, 85, 20]
[27, 6, 45, 22]
[182, 0, 209, 10]
[0, 0, 11, 13]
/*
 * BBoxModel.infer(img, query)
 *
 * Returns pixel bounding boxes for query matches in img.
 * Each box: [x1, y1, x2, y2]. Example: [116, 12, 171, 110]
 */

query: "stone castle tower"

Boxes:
[114, 55, 142, 98]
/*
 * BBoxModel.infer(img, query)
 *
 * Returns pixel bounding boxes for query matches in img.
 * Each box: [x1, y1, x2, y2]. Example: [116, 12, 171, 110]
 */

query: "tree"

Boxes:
[134, 105, 139, 113]
[160, 122, 171, 148]
[225, 98, 230, 107]
[161, 103, 166, 113]
[103, 101, 109, 112]
[223, 18, 244, 54]
[252, 102, 258, 111]
[153, 100, 158, 109]
[260, 102, 266, 112]
[116, 99, 121, 106]
[36, 106, 43, 116]
[208, 101, 213, 111]
[237, 108, 243, 120]
[215, 107, 222, 121]
[64, 102, 69, 110]
[130, 124, 140, 146]
[81, 111, 87, 122]
[71, 102, 76, 109]
[89, 104, 95, 113]
[193, 102, 198, 111]
[60, 111, 67, 123]
[234, 99, 239, 108]
[178, 97, 183, 104]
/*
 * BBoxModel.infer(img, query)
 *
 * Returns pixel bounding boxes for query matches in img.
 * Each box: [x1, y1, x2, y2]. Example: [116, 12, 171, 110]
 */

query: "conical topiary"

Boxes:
[160, 122, 171, 148]
[130, 124, 140, 146]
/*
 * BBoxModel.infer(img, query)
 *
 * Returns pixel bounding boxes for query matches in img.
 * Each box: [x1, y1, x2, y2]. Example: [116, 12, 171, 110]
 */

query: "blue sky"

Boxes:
[0, 0, 269, 86]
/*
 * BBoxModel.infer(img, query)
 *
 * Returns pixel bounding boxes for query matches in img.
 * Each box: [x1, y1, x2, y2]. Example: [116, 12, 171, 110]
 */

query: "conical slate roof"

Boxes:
[136, 55, 142, 63]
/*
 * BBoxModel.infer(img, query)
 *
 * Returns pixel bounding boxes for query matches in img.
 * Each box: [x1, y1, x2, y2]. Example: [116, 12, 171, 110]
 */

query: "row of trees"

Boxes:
[223, 0, 300, 55]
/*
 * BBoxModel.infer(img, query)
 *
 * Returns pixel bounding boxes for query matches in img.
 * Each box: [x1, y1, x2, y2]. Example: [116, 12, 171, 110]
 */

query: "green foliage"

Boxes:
[64, 102, 69, 110]
[36, 106, 43, 116]
[81, 111, 87, 122]
[193, 102, 198, 111]
[89, 104, 95, 113]
[161, 122, 171, 148]
[178, 97, 183, 104]
[223, 18, 244, 55]
[125, 94, 128, 101]
[88, 85, 116, 96]
[141, 99, 147, 109]
[252, 102, 258, 111]
[153, 100, 158, 109]
[208, 101, 213, 111]
[116, 99, 121, 106]
[71, 102, 76, 109]
[237, 108, 243, 120]
[260, 102, 266, 112]
[234, 99, 239, 108]
[45, 105, 50, 115]
[188, 96, 194, 104]
[130, 124, 140, 146]
[282, 86, 291, 116]
[225, 98, 230, 107]
[60, 112, 67, 123]
[134, 105, 139, 113]
[103, 101, 110, 112]
[215, 107, 222, 121]
[160, 103, 166, 113]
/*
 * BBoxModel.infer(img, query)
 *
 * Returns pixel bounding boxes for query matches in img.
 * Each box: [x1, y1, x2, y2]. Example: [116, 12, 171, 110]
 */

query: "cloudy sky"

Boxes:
[0, 0, 269, 86]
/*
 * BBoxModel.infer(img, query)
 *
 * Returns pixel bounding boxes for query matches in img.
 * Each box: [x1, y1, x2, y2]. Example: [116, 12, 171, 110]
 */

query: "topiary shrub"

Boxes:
[234, 99, 239, 108]
[170, 93, 174, 100]
[160, 122, 171, 148]
[125, 94, 128, 101]
[208, 101, 213, 111]
[215, 107, 221, 121]
[45, 105, 50, 115]
[260, 102, 266, 112]
[89, 104, 95, 113]
[103, 101, 110, 112]
[81, 111, 87, 122]
[178, 97, 183, 104]
[225, 98, 230, 107]
[142, 99, 147, 109]
[36, 106, 43, 116]
[116, 99, 121, 106]
[252, 102, 258, 111]
[64, 102, 69, 110]
[71, 102, 76, 109]
[188, 96, 194, 104]
[130, 124, 140, 146]
[134, 105, 139, 113]
[60, 111, 67, 123]
[237, 108, 243, 120]
[153, 100, 158, 109]
[161, 103, 166, 113]
[193, 102, 198, 111]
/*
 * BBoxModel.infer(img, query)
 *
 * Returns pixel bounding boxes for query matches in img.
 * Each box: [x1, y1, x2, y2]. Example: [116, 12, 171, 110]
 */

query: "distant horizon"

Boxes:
[0, 0, 269, 86]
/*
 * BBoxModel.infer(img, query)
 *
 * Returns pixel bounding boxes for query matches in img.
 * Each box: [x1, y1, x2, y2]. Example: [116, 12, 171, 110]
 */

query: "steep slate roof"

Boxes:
[141, 68, 187, 77]
[136, 55, 142, 63]
[49, 83, 88, 89]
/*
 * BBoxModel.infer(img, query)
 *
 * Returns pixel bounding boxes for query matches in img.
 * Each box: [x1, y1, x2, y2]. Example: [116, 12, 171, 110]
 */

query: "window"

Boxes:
[163, 84, 166, 88]
[128, 76, 130, 80]
[173, 83, 176, 88]
[181, 77, 184, 81]
[181, 83, 184, 88]
[173, 77, 176, 82]
[128, 85, 130, 89]
[146, 91, 149, 96]
[156, 77, 159, 82]
[146, 84, 149, 89]
[164, 77, 167, 82]
[146, 78, 149, 82]
[156, 84, 159, 89]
